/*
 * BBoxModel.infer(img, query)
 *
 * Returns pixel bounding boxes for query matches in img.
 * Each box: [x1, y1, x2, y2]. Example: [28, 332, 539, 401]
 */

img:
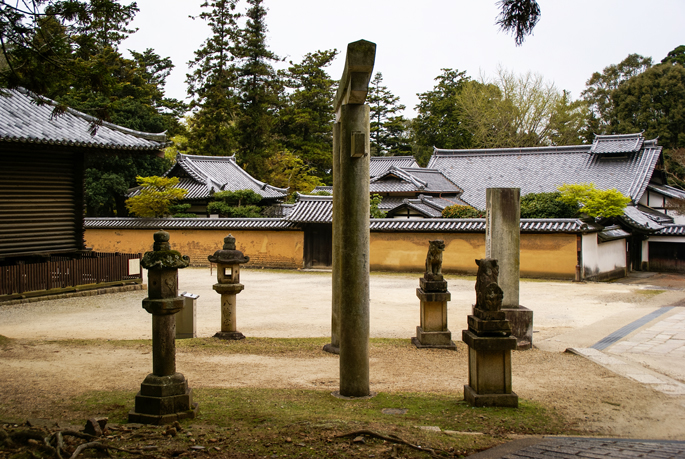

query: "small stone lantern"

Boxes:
[208, 234, 250, 340]
[129, 230, 198, 424]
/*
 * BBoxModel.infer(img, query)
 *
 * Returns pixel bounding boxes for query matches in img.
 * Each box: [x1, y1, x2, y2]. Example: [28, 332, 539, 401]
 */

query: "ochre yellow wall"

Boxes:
[370, 232, 576, 279]
[86, 228, 576, 278]
[85, 229, 304, 269]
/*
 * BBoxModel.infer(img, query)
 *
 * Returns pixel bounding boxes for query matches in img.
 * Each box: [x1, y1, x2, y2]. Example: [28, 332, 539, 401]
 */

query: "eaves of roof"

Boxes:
[620, 206, 664, 233]
[654, 225, 685, 236]
[85, 217, 298, 230]
[0, 88, 167, 151]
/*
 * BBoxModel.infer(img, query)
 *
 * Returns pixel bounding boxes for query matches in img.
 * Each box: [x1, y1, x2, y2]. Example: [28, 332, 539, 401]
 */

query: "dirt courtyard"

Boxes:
[1, 269, 685, 440]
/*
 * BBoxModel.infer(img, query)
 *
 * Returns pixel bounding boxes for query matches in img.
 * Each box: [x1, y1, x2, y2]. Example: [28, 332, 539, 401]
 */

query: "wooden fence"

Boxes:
[0, 252, 142, 297]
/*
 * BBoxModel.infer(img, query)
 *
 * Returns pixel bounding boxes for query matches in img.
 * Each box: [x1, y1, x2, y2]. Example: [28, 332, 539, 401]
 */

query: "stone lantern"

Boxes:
[208, 234, 250, 340]
[128, 230, 198, 424]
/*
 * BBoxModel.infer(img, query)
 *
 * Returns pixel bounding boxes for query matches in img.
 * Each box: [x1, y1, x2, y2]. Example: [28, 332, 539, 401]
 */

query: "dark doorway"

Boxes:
[649, 242, 685, 273]
[304, 224, 332, 268]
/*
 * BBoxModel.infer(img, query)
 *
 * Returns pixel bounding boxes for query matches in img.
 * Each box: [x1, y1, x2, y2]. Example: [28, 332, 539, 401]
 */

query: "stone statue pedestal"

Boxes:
[463, 329, 518, 407]
[412, 274, 456, 350]
[462, 258, 518, 408]
[129, 230, 198, 424]
[209, 235, 249, 340]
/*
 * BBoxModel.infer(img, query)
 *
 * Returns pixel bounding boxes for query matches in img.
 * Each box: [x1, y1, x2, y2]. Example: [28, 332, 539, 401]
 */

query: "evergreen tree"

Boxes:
[232, 0, 281, 179]
[367, 72, 410, 156]
[413, 68, 472, 161]
[278, 49, 337, 183]
[185, 0, 241, 156]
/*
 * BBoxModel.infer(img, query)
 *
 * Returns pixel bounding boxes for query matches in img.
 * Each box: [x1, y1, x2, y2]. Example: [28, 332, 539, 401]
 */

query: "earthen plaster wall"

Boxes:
[85, 229, 577, 278]
[370, 232, 576, 279]
[85, 229, 304, 269]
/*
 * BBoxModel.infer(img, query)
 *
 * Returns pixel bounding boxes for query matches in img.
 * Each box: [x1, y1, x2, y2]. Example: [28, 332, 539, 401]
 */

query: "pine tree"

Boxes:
[185, 0, 241, 156]
[232, 0, 282, 179]
[367, 72, 409, 156]
[278, 49, 338, 183]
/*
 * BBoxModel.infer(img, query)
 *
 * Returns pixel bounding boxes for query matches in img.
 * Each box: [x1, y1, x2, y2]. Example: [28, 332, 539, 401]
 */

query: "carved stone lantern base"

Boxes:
[128, 373, 199, 425]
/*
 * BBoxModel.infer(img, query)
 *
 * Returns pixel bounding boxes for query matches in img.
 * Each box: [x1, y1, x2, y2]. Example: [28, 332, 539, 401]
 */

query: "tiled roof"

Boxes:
[620, 206, 664, 232]
[370, 218, 590, 233]
[156, 153, 287, 200]
[85, 217, 298, 230]
[636, 204, 673, 224]
[369, 166, 462, 194]
[655, 225, 685, 236]
[647, 183, 685, 200]
[369, 156, 419, 177]
[386, 195, 465, 218]
[0, 88, 167, 151]
[590, 133, 644, 154]
[428, 133, 661, 210]
[597, 225, 630, 243]
[285, 194, 332, 223]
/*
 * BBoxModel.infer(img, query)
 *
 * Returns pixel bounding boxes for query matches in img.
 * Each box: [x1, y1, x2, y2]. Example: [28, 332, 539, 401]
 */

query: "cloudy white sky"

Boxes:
[121, 0, 684, 117]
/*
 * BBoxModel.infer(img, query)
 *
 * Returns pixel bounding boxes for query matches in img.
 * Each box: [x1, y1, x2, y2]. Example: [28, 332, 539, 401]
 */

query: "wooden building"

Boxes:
[0, 88, 167, 300]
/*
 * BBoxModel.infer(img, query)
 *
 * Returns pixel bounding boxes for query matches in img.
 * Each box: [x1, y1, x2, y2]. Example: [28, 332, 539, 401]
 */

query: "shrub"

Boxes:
[520, 192, 579, 218]
[557, 183, 631, 218]
[442, 204, 484, 218]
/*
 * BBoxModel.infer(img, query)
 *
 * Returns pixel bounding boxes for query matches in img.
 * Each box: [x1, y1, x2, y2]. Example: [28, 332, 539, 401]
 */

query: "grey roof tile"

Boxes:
[647, 183, 685, 200]
[620, 206, 664, 232]
[655, 225, 685, 236]
[156, 153, 287, 201]
[0, 88, 167, 150]
[286, 194, 333, 223]
[590, 133, 644, 154]
[429, 133, 661, 209]
[369, 156, 419, 177]
[370, 166, 462, 194]
[85, 217, 297, 230]
[386, 195, 464, 218]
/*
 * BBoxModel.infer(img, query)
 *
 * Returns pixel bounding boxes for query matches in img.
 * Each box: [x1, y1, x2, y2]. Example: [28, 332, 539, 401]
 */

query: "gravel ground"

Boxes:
[1, 269, 685, 440]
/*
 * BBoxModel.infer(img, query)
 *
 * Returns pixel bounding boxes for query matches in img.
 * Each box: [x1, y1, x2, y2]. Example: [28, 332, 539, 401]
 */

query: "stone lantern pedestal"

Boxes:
[129, 230, 198, 424]
[462, 258, 518, 408]
[209, 234, 249, 340]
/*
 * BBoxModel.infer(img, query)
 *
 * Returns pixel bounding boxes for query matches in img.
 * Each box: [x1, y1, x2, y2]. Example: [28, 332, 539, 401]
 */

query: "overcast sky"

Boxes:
[121, 0, 684, 118]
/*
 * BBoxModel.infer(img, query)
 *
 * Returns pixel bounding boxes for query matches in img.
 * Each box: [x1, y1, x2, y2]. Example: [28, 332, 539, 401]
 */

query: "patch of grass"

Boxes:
[0, 334, 11, 346]
[635, 289, 665, 296]
[64, 387, 572, 458]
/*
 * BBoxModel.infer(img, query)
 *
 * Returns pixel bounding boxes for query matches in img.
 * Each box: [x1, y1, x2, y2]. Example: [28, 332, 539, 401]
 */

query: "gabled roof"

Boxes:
[386, 195, 468, 218]
[164, 153, 287, 200]
[370, 166, 463, 194]
[369, 155, 419, 177]
[285, 194, 332, 223]
[428, 133, 662, 210]
[619, 205, 665, 232]
[0, 88, 167, 151]
[647, 183, 685, 200]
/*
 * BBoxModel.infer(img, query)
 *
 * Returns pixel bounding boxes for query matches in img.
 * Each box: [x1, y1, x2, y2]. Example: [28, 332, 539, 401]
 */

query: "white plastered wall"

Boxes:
[581, 233, 627, 279]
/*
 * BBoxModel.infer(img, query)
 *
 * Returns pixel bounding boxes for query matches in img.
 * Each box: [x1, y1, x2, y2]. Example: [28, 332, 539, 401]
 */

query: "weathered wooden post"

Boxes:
[486, 188, 533, 350]
[129, 230, 198, 424]
[325, 40, 376, 398]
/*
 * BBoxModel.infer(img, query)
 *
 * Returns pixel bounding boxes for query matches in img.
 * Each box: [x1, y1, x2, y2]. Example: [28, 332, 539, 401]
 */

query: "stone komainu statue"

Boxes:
[425, 240, 446, 278]
[475, 258, 504, 312]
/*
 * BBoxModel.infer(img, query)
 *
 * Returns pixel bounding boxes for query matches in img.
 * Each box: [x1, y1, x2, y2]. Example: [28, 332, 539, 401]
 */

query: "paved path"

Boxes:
[468, 437, 685, 458]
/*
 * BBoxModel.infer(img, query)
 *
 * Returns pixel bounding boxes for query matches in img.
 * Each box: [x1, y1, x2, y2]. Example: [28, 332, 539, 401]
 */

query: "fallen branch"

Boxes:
[69, 442, 111, 459]
[334, 429, 450, 457]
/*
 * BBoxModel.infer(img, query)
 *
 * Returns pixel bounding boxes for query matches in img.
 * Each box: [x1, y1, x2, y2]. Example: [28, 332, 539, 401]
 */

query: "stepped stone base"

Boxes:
[214, 331, 245, 340]
[412, 327, 456, 349]
[464, 385, 518, 408]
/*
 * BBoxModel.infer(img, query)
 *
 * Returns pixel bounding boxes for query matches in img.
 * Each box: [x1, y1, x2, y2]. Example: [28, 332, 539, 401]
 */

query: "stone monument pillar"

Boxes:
[208, 234, 250, 340]
[412, 240, 456, 349]
[129, 230, 198, 424]
[486, 188, 533, 350]
[328, 40, 376, 399]
[462, 258, 518, 408]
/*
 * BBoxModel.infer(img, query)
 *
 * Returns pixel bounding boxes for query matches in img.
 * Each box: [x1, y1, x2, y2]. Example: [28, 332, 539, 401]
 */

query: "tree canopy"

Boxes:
[125, 176, 188, 218]
[557, 183, 631, 218]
